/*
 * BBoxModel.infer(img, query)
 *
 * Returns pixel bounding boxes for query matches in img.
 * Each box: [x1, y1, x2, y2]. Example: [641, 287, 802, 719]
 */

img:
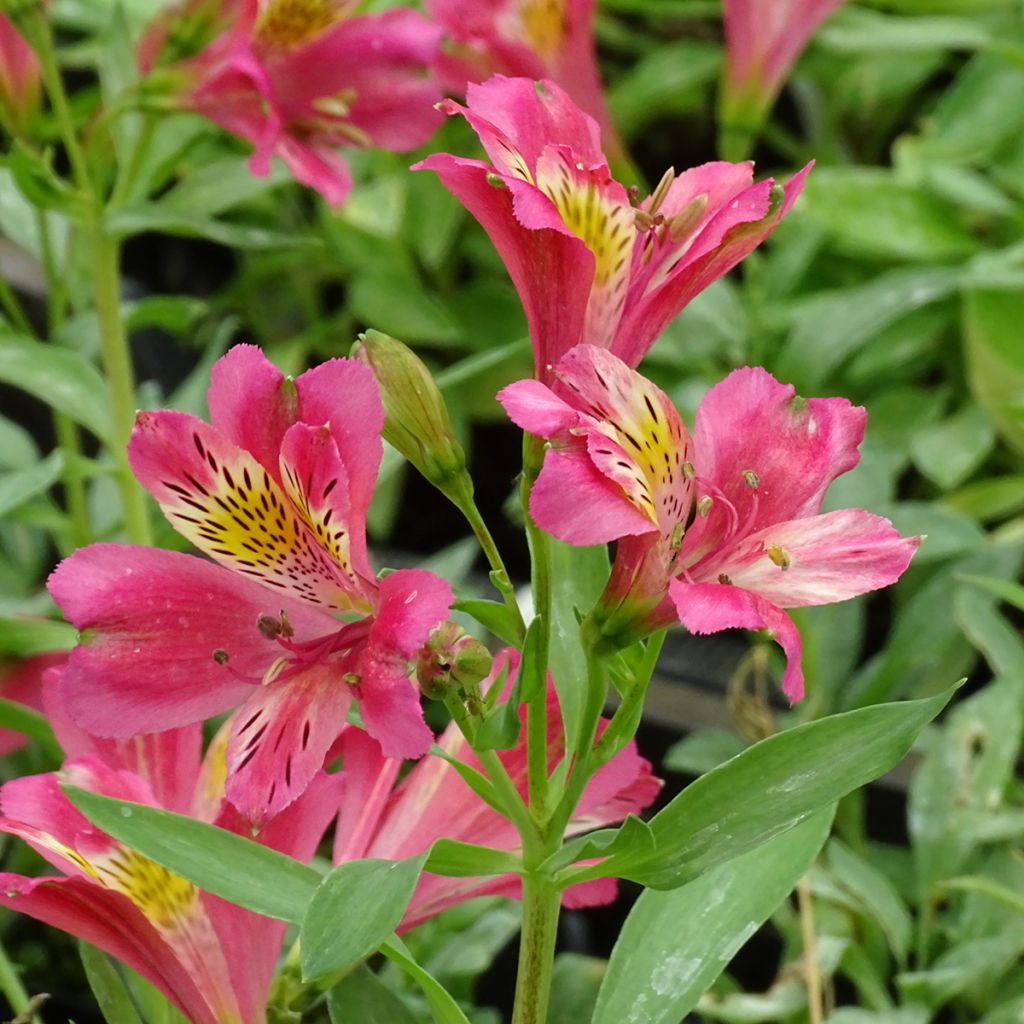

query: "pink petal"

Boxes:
[330, 728, 401, 863]
[207, 344, 298, 476]
[48, 544, 329, 736]
[357, 569, 453, 759]
[670, 581, 805, 701]
[0, 653, 57, 756]
[413, 154, 592, 371]
[0, 875, 218, 1024]
[717, 509, 920, 607]
[293, 357, 384, 542]
[279, 421, 373, 602]
[129, 410, 357, 612]
[530, 447, 657, 544]
[225, 664, 353, 827]
[682, 364, 865, 564]
[273, 135, 353, 207]
[498, 378, 582, 435]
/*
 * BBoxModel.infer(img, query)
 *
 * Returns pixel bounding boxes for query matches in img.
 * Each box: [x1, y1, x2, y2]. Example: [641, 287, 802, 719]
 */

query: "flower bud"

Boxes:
[354, 331, 471, 503]
[416, 621, 492, 700]
[0, 14, 39, 137]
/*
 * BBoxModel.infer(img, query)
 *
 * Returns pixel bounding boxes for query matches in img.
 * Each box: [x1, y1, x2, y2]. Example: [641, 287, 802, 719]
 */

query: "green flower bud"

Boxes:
[354, 331, 471, 504]
[417, 621, 493, 700]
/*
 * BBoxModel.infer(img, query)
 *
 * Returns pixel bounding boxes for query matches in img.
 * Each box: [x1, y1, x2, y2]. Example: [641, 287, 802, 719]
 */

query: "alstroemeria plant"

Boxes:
[500, 345, 919, 700]
[417, 75, 809, 376]
[49, 346, 452, 825]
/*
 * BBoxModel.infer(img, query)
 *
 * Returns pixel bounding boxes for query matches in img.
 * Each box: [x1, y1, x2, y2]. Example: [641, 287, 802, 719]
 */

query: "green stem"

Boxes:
[521, 434, 552, 821]
[459, 494, 526, 642]
[0, 275, 33, 335]
[110, 114, 157, 207]
[510, 873, 561, 1024]
[0, 937, 41, 1024]
[91, 227, 151, 545]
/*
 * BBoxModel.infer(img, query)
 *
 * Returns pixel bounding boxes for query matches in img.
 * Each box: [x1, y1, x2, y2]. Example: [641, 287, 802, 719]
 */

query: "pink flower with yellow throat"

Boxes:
[500, 345, 919, 702]
[143, 0, 443, 205]
[49, 345, 452, 827]
[416, 75, 809, 379]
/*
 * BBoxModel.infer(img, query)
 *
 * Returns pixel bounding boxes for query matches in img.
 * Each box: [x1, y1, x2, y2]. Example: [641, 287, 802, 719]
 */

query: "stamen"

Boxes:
[742, 469, 760, 489]
[767, 545, 791, 570]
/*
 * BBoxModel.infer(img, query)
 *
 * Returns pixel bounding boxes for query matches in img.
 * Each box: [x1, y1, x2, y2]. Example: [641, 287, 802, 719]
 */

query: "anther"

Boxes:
[212, 649, 229, 665]
[648, 167, 675, 215]
[742, 469, 760, 489]
[667, 193, 708, 243]
[697, 495, 714, 517]
[257, 614, 282, 640]
[669, 522, 685, 550]
[717, 573, 732, 585]
[343, 672, 361, 686]
[767, 545, 791, 569]
[682, 461, 696, 480]
[485, 173, 506, 189]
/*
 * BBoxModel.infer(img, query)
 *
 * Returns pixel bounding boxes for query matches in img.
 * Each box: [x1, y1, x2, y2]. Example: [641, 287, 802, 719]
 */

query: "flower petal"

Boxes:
[129, 410, 358, 612]
[357, 569, 453, 759]
[718, 509, 920, 607]
[670, 580, 805, 701]
[48, 544, 328, 736]
[225, 664, 353, 827]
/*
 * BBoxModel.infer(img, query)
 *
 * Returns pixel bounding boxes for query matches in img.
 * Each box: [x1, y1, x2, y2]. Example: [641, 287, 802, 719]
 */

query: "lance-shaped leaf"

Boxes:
[63, 786, 321, 923]
[567, 686, 956, 889]
[592, 808, 833, 1024]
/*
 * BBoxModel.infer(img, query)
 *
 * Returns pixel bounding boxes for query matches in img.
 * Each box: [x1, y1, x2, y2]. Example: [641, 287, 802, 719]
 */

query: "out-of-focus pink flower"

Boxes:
[49, 345, 452, 826]
[0, 675, 342, 1024]
[426, 0, 626, 165]
[0, 652, 62, 756]
[332, 650, 661, 927]
[720, 0, 846, 158]
[143, 0, 443, 205]
[416, 76, 809, 378]
[500, 346, 919, 702]
[0, 14, 40, 136]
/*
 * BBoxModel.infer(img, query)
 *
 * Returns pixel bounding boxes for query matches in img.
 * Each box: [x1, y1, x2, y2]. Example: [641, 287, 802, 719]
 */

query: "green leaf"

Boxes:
[104, 205, 317, 250]
[575, 688, 955, 889]
[327, 965, 419, 1024]
[0, 450, 64, 517]
[301, 854, 427, 981]
[802, 168, 977, 262]
[0, 413, 37, 471]
[955, 587, 1024, 679]
[517, 614, 545, 704]
[79, 942, 145, 1024]
[663, 729, 747, 776]
[879, 502, 985, 563]
[963, 289, 1024, 456]
[0, 336, 110, 439]
[827, 838, 913, 965]
[547, 540, 609, 750]
[959, 573, 1024, 612]
[820, 8, 992, 52]
[548, 954, 606, 1024]
[379, 936, 473, 1024]
[423, 839, 520, 878]
[95, 2, 141, 164]
[63, 787, 321, 922]
[592, 810, 833, 1024]
[0, 615, 76, 657]
[156, 158, 292, 217]
[910, 404, 995, 490]
[945, 475, 1024, 522]
[453, 598, 522, 646]
[0, 698, 62, 760]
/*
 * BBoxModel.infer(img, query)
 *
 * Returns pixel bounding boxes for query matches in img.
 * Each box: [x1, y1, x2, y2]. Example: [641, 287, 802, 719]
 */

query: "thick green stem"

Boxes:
[510, 873, 561, 1024]
[91, 228, 151, 545]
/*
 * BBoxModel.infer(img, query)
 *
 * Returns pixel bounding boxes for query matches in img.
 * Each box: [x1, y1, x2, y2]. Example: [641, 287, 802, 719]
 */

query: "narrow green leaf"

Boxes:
[0, 450, 64, 516]
[517, 615, 545, 703]
[960, 573, 1024, 612]
[592, 810, 833, 1024]
[0, 337, 110, 439]
[576, 688, 956, 889]
[0, 616, 76, 657]
[79, 942, 145, 1024]
[105, 205, 317, 250]
[63, 787, 321, 923]
[0, 699, 62, 760]
[327, 965, 418, 1024]
[301, 855, 427, 982]
[423, 839, 520, 878]
[379, 936, 473, 1024]
[453, 598, 522, 646]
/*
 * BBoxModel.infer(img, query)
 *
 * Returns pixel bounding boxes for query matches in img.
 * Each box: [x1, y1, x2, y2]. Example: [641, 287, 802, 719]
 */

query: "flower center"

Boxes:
[254, 0, 344, 49]
[514, 0, 566, 61]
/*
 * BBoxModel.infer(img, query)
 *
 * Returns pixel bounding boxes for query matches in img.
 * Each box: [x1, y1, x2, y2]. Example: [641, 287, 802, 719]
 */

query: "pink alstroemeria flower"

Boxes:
[500, 345, 920, 702]
[425, 0, 626, 165]
[0, 674, 342, 1024]
[144, 0, 443, 205]
[416, 75, 809, 378]
[332, 651, 661, 927]
[720, 0, 845, 156]
[49, 345, 452, 826]
[0, 13, 40, 136]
